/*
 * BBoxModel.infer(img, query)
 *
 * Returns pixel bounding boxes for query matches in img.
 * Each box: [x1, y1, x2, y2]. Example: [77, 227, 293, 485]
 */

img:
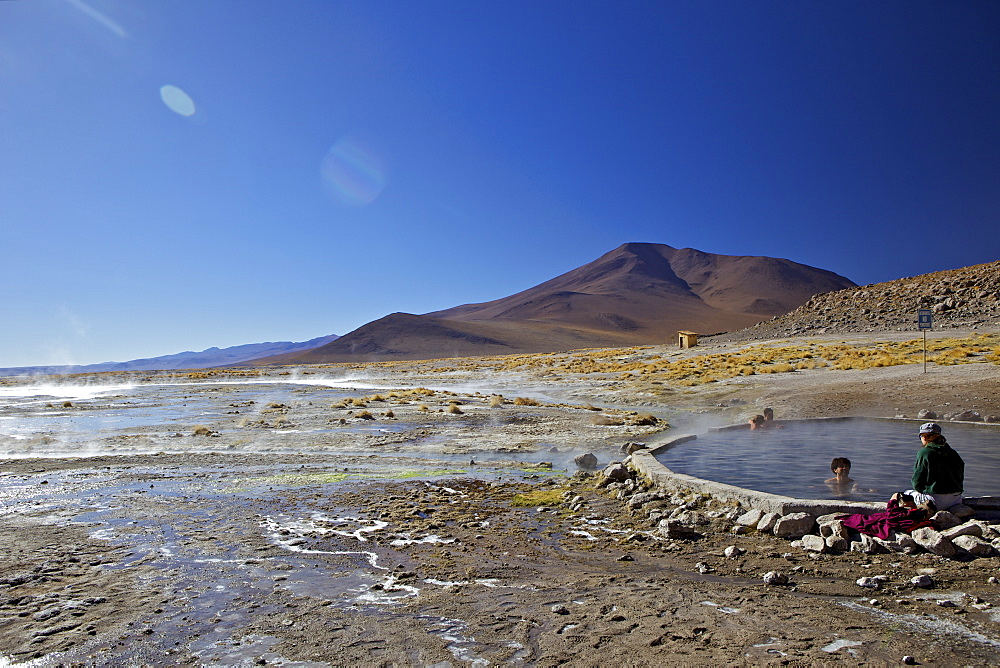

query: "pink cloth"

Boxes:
[841, 498, 933, 540]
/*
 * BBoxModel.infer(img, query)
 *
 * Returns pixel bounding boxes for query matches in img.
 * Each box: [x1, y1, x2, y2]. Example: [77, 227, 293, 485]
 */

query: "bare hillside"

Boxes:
[714, 260, 1000, 341]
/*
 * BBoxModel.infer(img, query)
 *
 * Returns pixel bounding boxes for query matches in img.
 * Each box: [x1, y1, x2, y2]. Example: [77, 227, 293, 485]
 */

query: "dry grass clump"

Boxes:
[355, 410, 375, 420]
[447, 404, 464, 414]
[488, 395, 505, 407]
[192, 425, 213, 436]
[384, 410, 395, 418]
[513, 397, 541, 406]
[592, 415, 624, 426]
[417, 404, 430, 412]
[630, 414, 659, 426]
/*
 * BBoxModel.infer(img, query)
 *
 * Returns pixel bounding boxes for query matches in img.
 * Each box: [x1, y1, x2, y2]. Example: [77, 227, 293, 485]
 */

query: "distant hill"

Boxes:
[0, 334, 339, 377]
[261, 242, 856, 364]
[715, 260, 1000, 341]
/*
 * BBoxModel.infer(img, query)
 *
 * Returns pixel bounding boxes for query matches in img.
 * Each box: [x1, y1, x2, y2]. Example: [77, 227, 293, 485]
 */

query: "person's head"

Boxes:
[830, 457, 851, 475]
[919, 422, 945, 444]
[748, 414, 765, 430]
[763, 407, 774, 421]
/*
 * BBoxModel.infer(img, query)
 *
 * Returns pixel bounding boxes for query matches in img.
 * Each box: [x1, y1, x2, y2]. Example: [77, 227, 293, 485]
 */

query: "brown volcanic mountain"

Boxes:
[263, 243, 856, 364]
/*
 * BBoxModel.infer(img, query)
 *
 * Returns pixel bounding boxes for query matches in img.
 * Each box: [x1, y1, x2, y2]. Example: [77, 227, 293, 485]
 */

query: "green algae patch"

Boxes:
[511, 489, 565, 507]
[226, 468, 467, 491]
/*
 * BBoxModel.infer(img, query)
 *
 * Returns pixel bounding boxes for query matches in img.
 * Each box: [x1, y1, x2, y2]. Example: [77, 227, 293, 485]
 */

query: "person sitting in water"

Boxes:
[763, 407, 774, 422]
[825, 457, 855, 494]
[748, 414, 765, 430]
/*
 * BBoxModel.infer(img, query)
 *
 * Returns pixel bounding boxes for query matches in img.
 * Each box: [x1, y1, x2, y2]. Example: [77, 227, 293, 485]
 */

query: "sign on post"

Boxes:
[918, 309, 932, 373]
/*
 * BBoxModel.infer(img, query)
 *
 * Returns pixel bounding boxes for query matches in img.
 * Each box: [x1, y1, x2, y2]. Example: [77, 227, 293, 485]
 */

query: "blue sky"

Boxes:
[2, 1, 998, 367]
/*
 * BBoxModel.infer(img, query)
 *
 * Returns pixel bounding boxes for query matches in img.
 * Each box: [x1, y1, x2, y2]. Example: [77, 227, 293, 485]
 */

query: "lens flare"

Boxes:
[159, 85, 196, 117]
[320, 136, 386, 207]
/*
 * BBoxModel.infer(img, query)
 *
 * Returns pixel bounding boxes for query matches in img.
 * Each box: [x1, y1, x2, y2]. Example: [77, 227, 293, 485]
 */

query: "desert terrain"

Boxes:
[2, 329, 1000, 666]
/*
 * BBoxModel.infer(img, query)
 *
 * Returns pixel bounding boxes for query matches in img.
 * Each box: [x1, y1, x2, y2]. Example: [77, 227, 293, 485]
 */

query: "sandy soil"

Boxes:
[1, 331, 999, 666]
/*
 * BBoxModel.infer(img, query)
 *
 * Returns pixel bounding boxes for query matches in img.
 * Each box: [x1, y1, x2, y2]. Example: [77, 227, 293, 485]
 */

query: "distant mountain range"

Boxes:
[2, 242, 860, 375]
[255, 242, 856, 365]
[0, 334, 339, 377]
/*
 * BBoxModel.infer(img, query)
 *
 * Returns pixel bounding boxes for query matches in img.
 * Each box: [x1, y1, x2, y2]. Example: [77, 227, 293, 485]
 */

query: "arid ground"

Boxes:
[2, 330, 1000, 666]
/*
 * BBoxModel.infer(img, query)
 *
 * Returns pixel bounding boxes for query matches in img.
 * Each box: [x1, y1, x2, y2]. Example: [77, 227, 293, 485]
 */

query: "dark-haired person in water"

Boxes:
[825, 457, 855, 494]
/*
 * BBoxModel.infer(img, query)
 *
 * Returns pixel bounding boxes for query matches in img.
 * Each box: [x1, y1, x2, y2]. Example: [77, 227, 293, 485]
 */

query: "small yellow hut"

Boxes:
[677, 331, 698, 349]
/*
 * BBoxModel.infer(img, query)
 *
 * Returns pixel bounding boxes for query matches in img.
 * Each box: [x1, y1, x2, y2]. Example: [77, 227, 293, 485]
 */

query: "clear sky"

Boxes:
[2, 1, 999, 367]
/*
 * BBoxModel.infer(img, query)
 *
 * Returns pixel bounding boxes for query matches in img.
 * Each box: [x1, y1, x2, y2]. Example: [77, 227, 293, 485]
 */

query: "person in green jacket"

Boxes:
[905, 422, 964, 511]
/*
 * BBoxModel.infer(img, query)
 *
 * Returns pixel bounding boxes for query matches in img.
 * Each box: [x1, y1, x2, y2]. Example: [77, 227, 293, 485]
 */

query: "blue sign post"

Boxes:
[918, 309, 933, 373]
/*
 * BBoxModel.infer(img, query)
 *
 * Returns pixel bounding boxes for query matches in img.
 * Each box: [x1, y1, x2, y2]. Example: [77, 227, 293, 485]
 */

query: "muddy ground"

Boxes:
[2, 330, 1000, 666]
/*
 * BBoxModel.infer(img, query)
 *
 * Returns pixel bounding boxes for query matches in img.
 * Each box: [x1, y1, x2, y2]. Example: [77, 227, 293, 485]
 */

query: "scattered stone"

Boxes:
[903, 656, 917, 665]
[616, 554, 635, 562]
[953, 535, 996, 557]
[910, 575, 934, 588]
[658, 520, 701, 540]
[735, 509, 765, 527]
[551, 604, 570, 615]
[936, 599, 957, 608]
[763, 571, 788, 586]
[916, 409, 937, 420]
[856, 576, 887, 589]
[825, 535, 850, 552]
[756, 512, 781, 534]
[800, 535, 826, 553]
[574, 453, 598, 470]
[772, 513, 816, 539]
[730, 525, 750, 536]
[941, 522, 983, 541]
[931, 511, 963, 530]
[723, 545, 745, 558]
[911, 527, 957, 558]
[621, 442, 647, 455]
[950, 410, 983, 422]
[598, 463, 631, 488]
[627, 492, 660, 509]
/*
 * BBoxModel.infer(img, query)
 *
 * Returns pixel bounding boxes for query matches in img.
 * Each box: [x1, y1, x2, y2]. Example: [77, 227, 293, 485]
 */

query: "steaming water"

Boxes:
[0, 377, 388, 456]
[655, 419, 1000, 501]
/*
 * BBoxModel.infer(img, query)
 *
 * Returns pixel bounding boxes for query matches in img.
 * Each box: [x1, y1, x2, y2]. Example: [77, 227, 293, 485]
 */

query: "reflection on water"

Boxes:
[655, 419, 1000, 501]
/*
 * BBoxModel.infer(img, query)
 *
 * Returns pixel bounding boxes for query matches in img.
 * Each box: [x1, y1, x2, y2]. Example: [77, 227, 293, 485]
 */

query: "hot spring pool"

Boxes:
[654, 419, 1000, 502]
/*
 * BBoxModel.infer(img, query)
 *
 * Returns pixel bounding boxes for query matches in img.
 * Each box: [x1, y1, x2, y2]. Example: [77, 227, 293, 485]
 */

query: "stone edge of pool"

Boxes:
[628, 417, 1000, 517]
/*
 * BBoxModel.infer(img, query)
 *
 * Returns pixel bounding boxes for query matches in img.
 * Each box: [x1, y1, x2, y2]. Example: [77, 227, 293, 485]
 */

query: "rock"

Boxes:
[772, 513, 816, 539]
[598, 463, 630, 487]
[910, 575, 934, 588]
[735, 509, 765, 527]
[856, 576, 883, 589]
[551, 604, 570, 615]
[32, 607, 61, 622]
[825, 535, 850, 552]
[621, 442, 647, 455]
[951, 410, 983, 422]
[763, 571, 788, 586]
[730, 525, 750, 535]
[800, 535, 826, 553]
[940, 522, 983, 540]
[952, 535, 996, 557]
[756, 512, 781, 534]
[658, 520, 701, 540]
[574, 453, 599, 470]
[723, 545, 745, 558]
[818, 519, 850, 541]
[903, 656, 917, 665]
[916, 409, 937, 420]
[852, 534, 889, 554]
[627, 492, 660, 509]
[911, 527, 957, 558]
[931, 511, 963, 530]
